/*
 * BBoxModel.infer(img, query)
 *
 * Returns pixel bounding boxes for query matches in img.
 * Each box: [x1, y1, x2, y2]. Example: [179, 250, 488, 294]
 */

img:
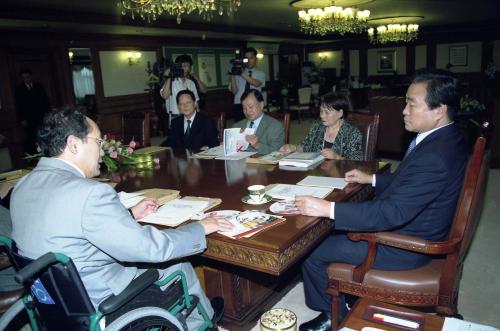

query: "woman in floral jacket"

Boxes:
[280, 92, 363, 160]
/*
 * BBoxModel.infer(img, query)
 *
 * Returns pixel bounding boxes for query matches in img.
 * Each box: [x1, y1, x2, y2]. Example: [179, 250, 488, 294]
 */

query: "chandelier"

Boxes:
[297, 5, 370, 36]
[368, 24, 419, 44]
[119, 0, 241, 23]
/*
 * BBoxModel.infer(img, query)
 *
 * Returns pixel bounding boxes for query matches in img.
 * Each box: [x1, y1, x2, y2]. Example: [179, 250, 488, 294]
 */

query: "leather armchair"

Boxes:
[346, 112, 380, 161]
[326, 137, 490, 330]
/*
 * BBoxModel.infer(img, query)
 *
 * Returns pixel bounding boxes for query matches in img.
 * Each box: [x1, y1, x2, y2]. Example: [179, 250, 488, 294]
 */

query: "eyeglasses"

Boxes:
[87, 136, 105, 148]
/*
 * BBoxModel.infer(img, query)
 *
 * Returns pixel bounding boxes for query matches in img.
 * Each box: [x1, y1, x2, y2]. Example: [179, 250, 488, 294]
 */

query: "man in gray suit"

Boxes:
[11, 107, 233, 329]
[233, 89, 284, 155]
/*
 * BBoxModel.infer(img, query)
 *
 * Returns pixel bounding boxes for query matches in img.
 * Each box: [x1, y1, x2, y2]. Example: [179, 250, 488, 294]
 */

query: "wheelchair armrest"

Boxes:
[98, 269, 159, 315]
[14, 252, 58, 285]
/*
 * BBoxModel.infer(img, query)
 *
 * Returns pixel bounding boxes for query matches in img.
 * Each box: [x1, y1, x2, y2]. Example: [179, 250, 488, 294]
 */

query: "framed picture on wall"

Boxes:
[449, 45, 468, 66]
[377, 50, 396, 72]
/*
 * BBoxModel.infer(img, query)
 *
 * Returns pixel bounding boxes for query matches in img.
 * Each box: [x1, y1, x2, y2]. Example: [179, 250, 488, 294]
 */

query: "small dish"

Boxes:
[242, 194, 272, 205]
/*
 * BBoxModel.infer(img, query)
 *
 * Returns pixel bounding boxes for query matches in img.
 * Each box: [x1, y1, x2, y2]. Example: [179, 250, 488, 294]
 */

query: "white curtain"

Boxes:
[72, 66, 95, 99]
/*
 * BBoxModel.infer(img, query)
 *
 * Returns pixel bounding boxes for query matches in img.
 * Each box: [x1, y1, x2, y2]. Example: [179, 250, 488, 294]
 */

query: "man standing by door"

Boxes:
[15, 68, 51, 154]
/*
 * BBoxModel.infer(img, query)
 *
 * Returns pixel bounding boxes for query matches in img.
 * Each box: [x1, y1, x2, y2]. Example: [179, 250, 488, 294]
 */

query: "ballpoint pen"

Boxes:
[372, 313, 419, 329]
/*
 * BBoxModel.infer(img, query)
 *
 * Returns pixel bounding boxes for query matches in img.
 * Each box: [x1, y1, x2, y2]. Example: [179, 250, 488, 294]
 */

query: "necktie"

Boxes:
[244, 70, 252, 92]
[184, 119, 192, 140]
[403, 137, 417, 159]
[249, 121, 254, 129]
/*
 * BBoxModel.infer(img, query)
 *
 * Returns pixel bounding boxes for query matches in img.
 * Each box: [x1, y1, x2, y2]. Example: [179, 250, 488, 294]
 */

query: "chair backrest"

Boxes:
[439, 136, 489, 302]
[310, 83, 320, 96]
[265, 112, 291, 144]
[11, 251, 95, 331]
[122, 111, 151, 147]
[217, 112, 226, 144]
[298, 87, 312, 104]
[345, 112, 380, 161]
[261, 90, 268, 106]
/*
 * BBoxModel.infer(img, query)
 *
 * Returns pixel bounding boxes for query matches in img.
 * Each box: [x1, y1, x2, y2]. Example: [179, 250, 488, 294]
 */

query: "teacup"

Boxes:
[248, 185, 266, 202]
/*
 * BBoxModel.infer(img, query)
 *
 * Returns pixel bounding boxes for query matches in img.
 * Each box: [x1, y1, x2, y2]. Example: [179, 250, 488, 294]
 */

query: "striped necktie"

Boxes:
[403, 137, 417, 159]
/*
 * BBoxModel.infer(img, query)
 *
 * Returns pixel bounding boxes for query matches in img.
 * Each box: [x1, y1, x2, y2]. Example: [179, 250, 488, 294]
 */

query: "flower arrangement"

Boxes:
[459, 95, 486, 116]
[101, 134, 140, 172]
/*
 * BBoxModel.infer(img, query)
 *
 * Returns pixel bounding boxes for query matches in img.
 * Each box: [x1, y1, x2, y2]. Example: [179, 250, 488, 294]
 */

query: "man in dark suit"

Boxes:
[295, 69, 469, 331]
[15, 68, 50, 153]
[161, 89, 219, 150]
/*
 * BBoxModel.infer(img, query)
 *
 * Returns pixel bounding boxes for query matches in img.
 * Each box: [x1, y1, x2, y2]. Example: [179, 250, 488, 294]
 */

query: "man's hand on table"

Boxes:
[345, 169, 373, 184]
[200, 216, 235, 235]
[295, 196, 331, 218]
[131, 198, 159, 220]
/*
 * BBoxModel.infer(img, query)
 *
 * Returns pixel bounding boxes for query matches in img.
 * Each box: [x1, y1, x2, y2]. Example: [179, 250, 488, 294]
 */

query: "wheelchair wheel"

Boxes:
[105, 307, 183, 331]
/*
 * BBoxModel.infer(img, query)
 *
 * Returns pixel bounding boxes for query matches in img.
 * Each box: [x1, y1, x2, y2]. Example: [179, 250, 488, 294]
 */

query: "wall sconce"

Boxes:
[68, 51, 74, 64]
[126, 51, 142, 65]
[256, 53, 264, 60]
[318, 52, 328, 61]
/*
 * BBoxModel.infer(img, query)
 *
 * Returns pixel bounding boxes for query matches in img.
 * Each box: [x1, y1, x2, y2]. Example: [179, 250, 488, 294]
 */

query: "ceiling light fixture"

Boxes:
[368, 24, 419, 44]
[295, 1, 370, 36]
[119, 0, 241, 24]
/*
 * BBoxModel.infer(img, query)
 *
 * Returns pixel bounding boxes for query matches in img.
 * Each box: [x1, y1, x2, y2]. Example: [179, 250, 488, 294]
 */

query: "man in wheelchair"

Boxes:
[10, 107, 233, 330]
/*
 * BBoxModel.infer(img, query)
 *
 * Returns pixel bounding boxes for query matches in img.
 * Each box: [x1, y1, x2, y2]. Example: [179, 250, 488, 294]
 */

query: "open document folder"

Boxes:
[118, 188, 180, 208]
[138, 198, 210, 227]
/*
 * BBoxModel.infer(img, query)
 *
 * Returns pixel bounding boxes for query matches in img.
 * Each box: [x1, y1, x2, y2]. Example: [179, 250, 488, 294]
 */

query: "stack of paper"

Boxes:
[266, 184, 333, 200]
[297, 176, 347, 190]
[278, 152, 324, 168]
[134, 146, 171, 155]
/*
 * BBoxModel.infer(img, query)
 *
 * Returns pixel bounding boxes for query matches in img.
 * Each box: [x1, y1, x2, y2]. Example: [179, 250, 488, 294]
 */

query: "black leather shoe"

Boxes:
[299, 312, 332, 331]
[210, 296, 224, 324]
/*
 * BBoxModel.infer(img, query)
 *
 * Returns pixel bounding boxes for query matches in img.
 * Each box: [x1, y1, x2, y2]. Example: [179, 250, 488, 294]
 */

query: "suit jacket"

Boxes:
[162, 113, 219, 150]
[15, 82, 50, 126]
[335, 124, 469, 243]
[233, 114, 284, 155]
[11, 158, 207, 307]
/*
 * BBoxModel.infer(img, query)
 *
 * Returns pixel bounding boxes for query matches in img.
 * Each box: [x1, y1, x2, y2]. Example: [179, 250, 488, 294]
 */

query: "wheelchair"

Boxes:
[0, 235, 215, 331]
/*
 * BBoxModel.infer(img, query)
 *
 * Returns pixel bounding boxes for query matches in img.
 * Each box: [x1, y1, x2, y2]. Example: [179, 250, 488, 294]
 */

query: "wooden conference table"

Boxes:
[110, 150, 384, 325]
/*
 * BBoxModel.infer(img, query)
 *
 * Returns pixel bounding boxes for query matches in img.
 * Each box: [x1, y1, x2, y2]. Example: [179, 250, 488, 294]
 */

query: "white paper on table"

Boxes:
[266, 184, 333, 200]
[138, 199, 210, 227]
[216, 151, 257, 160]
[442, 317, 499, 331]
[118, 191, 145, 208]
[297, 176, 347, 189]
[192, 145, 225, 158]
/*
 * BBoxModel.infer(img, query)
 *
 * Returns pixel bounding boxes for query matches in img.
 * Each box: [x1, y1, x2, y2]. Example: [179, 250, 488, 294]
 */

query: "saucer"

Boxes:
[242, 194, 272, 205]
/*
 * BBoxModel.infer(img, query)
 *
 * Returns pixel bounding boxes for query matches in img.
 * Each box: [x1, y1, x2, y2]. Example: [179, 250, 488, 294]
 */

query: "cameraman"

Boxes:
[160, 55, 200, 122]
[229, 47, 265, 122]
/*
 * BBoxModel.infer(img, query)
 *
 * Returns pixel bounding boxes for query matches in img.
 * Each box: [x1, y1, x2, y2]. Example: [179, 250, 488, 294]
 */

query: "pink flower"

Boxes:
[153, 157, 160, 165]
[129, 140, 137, 149]
[103, 134, 108, 140]
[127, 147, 134, 155]
[109, 151, 118, 159]
[108, 147, 115, 154]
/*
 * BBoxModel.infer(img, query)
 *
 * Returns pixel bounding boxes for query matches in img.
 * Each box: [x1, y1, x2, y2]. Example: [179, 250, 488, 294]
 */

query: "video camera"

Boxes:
[153, 58, 185, 86]
[229, 50, 248, 76]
